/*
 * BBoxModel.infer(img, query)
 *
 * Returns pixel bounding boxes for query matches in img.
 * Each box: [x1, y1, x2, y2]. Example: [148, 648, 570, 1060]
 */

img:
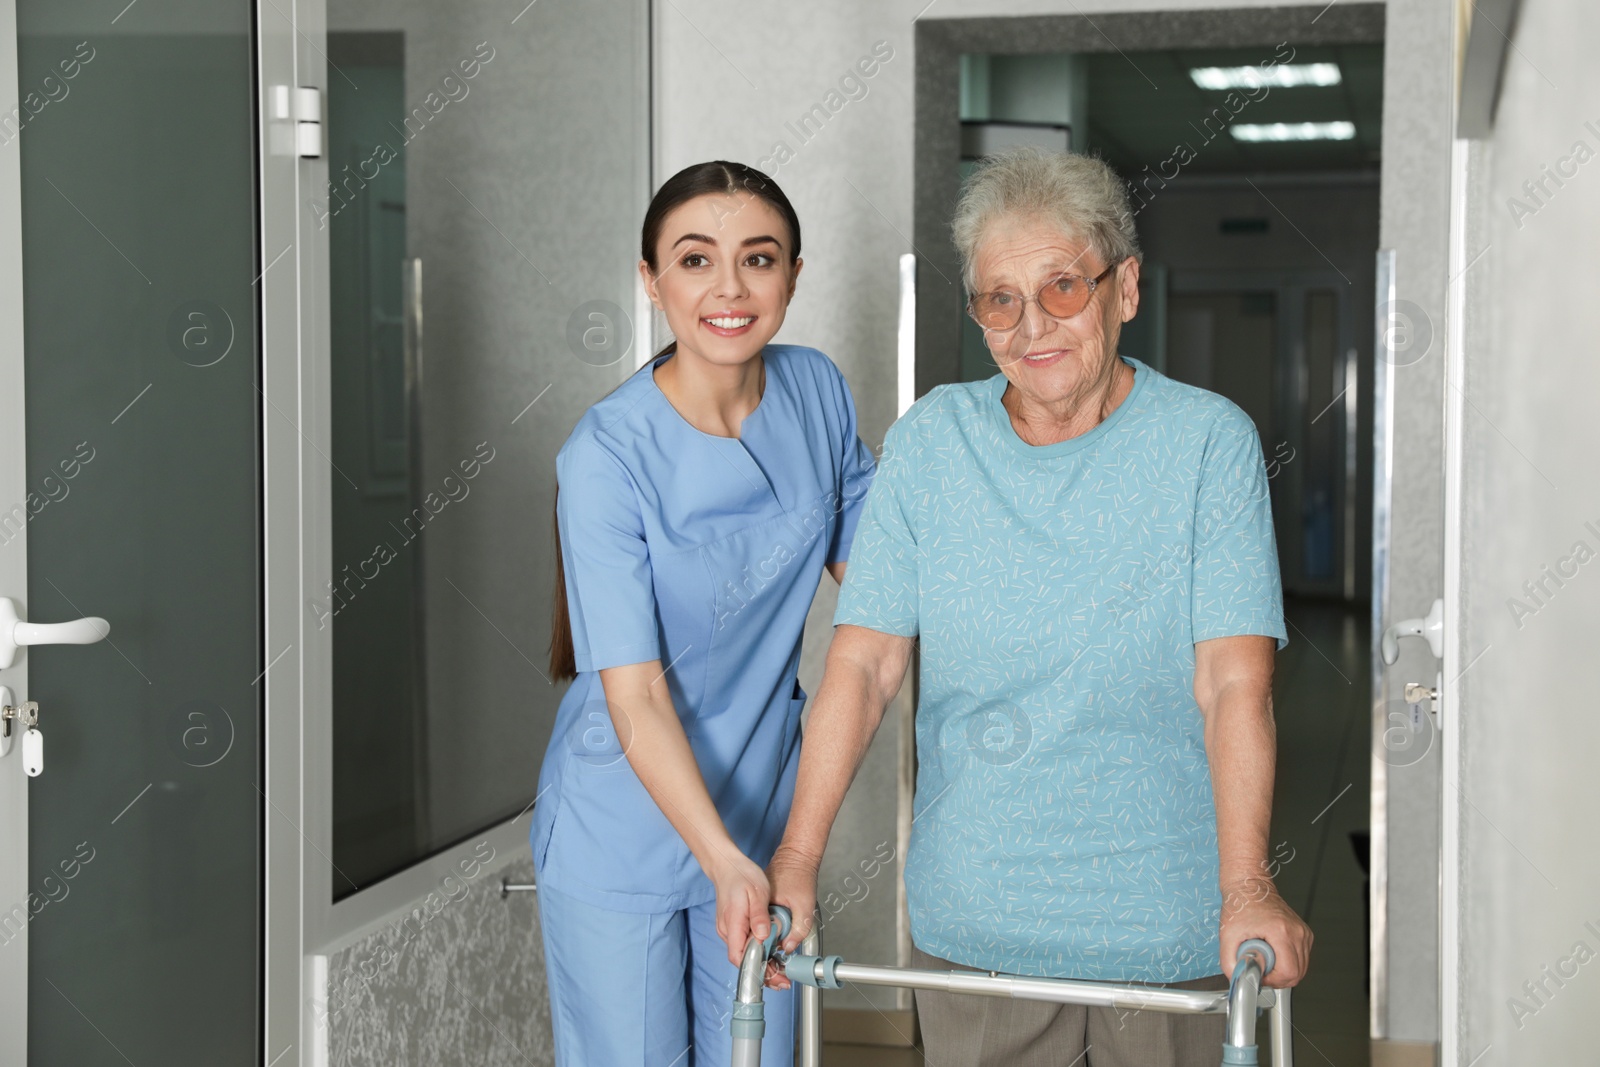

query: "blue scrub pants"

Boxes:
[537, 883, 795, 1066]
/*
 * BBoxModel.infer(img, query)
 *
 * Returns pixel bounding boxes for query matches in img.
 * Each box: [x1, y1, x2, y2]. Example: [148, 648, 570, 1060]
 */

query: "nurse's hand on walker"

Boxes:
[713, 849, 780, 967]
[593, 661, 787, 969]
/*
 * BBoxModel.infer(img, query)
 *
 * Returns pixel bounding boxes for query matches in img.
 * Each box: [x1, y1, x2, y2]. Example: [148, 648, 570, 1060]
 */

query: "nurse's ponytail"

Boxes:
[550, 488, 577, 679]
[549, 161, 802, 678]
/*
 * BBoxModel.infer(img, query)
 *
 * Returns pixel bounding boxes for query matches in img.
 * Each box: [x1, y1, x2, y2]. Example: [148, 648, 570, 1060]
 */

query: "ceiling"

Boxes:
[1080, 43, 1384, 177]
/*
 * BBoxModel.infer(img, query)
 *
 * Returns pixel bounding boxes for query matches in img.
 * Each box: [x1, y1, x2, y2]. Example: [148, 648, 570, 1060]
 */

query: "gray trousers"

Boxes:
[911, 945, 1229, 1067]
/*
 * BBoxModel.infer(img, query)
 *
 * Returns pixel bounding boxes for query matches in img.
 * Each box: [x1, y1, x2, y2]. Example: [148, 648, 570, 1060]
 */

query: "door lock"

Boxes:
[1, 698, 42, 776]
[1403, 675, 1441, 732]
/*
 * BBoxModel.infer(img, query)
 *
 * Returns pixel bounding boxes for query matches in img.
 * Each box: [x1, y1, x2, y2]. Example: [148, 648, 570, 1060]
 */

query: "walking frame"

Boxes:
[732, 906, 1293, 1067]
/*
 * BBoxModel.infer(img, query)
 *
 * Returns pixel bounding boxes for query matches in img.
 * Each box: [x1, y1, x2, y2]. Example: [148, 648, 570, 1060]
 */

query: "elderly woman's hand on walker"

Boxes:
[1197, 632, 1315, 989]
[1220, 875, 1315, 989]
[760, 843, 822, 990]
[761, 623, 914, 990]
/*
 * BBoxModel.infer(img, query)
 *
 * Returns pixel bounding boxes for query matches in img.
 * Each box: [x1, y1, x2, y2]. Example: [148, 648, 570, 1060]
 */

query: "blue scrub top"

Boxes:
[531, 344, 876, 913]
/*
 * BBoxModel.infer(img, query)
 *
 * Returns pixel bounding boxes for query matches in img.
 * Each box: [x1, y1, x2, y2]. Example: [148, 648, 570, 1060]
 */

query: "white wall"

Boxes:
[1457, 0, 1600, 1060]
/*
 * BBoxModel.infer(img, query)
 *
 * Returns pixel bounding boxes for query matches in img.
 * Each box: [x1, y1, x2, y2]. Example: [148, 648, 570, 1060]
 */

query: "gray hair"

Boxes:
[951, 148, 1142, 292]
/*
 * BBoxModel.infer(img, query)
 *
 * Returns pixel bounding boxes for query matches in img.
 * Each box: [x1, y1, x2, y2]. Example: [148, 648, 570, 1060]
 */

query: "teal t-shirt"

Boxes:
[834, 356, 1287, 982]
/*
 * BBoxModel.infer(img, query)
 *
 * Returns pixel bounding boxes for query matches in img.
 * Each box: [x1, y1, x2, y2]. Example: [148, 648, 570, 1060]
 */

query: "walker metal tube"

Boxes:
[1225, 959, 1262, 1046]
[730, 935, 768, 1067]
[774, 938, 1295, 1067]
[1270, 987, 1293, 1067]
[797, 925, 821, 1067]
[730, 907, 791, 1067]
[1222, 939, 1275, 1065]
[829, 963, 1229, 1014]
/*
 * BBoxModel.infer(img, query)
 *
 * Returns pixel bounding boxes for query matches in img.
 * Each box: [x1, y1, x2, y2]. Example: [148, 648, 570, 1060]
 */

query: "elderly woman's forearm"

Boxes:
[778, 627, 910, 864]
[1203, 682, 1277, 890]
[1194, 635, 1278, 891]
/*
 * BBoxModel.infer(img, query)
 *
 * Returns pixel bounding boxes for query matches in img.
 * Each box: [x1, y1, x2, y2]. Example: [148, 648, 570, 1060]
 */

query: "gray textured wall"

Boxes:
[1457, 0, 1600, 1060]
[326, 852, 553, 1067]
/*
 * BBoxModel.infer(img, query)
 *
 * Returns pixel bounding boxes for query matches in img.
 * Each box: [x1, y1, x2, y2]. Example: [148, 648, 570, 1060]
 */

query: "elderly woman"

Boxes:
[765, 148, 1312, 1066]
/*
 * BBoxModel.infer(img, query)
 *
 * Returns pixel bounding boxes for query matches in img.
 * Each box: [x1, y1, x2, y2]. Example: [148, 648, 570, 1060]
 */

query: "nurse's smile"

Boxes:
[701, 311, 758, 337]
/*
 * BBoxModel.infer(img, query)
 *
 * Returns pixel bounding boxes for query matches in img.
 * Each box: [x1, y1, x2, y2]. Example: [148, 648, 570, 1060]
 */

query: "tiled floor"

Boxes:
[819, 598, 1373, 1067]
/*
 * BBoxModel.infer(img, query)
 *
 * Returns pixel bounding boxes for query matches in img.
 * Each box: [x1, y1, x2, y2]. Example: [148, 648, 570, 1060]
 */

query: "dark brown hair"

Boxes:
[549, 162, 802, 679]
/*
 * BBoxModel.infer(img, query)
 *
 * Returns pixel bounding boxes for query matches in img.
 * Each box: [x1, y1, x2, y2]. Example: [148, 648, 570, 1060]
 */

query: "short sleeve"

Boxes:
[832, 421, 920, 636]
[556, 437, 662, 672]
[1190, 415, 1288, 650]
[826, 369, 878, 565]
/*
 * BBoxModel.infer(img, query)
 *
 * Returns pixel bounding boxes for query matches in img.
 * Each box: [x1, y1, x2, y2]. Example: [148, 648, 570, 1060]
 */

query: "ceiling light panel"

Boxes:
[1189, 63, 1343, 91]
[1230, 121, 1358, 142]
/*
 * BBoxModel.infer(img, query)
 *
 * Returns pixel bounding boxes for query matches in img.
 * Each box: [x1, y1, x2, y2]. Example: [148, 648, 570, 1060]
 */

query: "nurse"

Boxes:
[530, 160, 876, 1067]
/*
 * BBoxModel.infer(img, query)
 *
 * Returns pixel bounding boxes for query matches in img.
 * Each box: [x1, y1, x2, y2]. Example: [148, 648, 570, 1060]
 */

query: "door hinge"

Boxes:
[269, 85, 322, 158]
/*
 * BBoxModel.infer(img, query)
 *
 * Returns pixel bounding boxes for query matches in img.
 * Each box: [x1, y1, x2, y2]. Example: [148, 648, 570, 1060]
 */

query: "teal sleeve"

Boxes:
[832, 422, 920, 636]
[1190, 414, 1288, 650]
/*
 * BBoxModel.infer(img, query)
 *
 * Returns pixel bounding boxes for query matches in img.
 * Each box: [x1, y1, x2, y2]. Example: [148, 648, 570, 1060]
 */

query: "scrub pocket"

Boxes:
[530, 791, 561, 872]
[547, 705, 685, 894]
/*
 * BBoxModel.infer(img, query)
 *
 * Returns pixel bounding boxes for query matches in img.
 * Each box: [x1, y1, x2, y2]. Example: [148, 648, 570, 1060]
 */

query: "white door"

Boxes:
[1, 2, 266, 1063]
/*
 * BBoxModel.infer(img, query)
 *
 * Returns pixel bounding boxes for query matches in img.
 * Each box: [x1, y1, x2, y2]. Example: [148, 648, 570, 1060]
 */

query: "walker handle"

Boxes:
[762, 905, 792, 958]
[1235, 938, 1275, 978]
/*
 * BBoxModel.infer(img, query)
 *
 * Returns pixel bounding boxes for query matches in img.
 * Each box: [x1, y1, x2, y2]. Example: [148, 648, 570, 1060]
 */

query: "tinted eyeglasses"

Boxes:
[967, 261, 1122, 332]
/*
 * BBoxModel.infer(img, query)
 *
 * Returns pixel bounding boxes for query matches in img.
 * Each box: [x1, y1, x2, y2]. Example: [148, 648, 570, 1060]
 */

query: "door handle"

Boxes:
[0, 596, 110, 669]
[1380, 596, 1443, 665]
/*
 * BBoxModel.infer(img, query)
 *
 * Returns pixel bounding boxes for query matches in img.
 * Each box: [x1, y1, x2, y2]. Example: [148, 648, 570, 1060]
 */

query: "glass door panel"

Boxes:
[322, 0, 648, 891]
[14, 4, 261, 1064]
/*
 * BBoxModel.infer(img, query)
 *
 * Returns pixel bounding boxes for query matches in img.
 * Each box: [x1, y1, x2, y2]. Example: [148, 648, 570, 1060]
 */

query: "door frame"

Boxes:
[257, 0, 305, 1059]
[912, 3, 1455, 1056]
[0, 0, 30, 1061]
[1437, 132, 1469, 1067]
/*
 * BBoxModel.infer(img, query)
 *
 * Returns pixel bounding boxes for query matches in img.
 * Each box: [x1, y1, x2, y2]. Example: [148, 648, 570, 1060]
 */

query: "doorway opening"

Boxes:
[908, 9, 1385, 1065]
